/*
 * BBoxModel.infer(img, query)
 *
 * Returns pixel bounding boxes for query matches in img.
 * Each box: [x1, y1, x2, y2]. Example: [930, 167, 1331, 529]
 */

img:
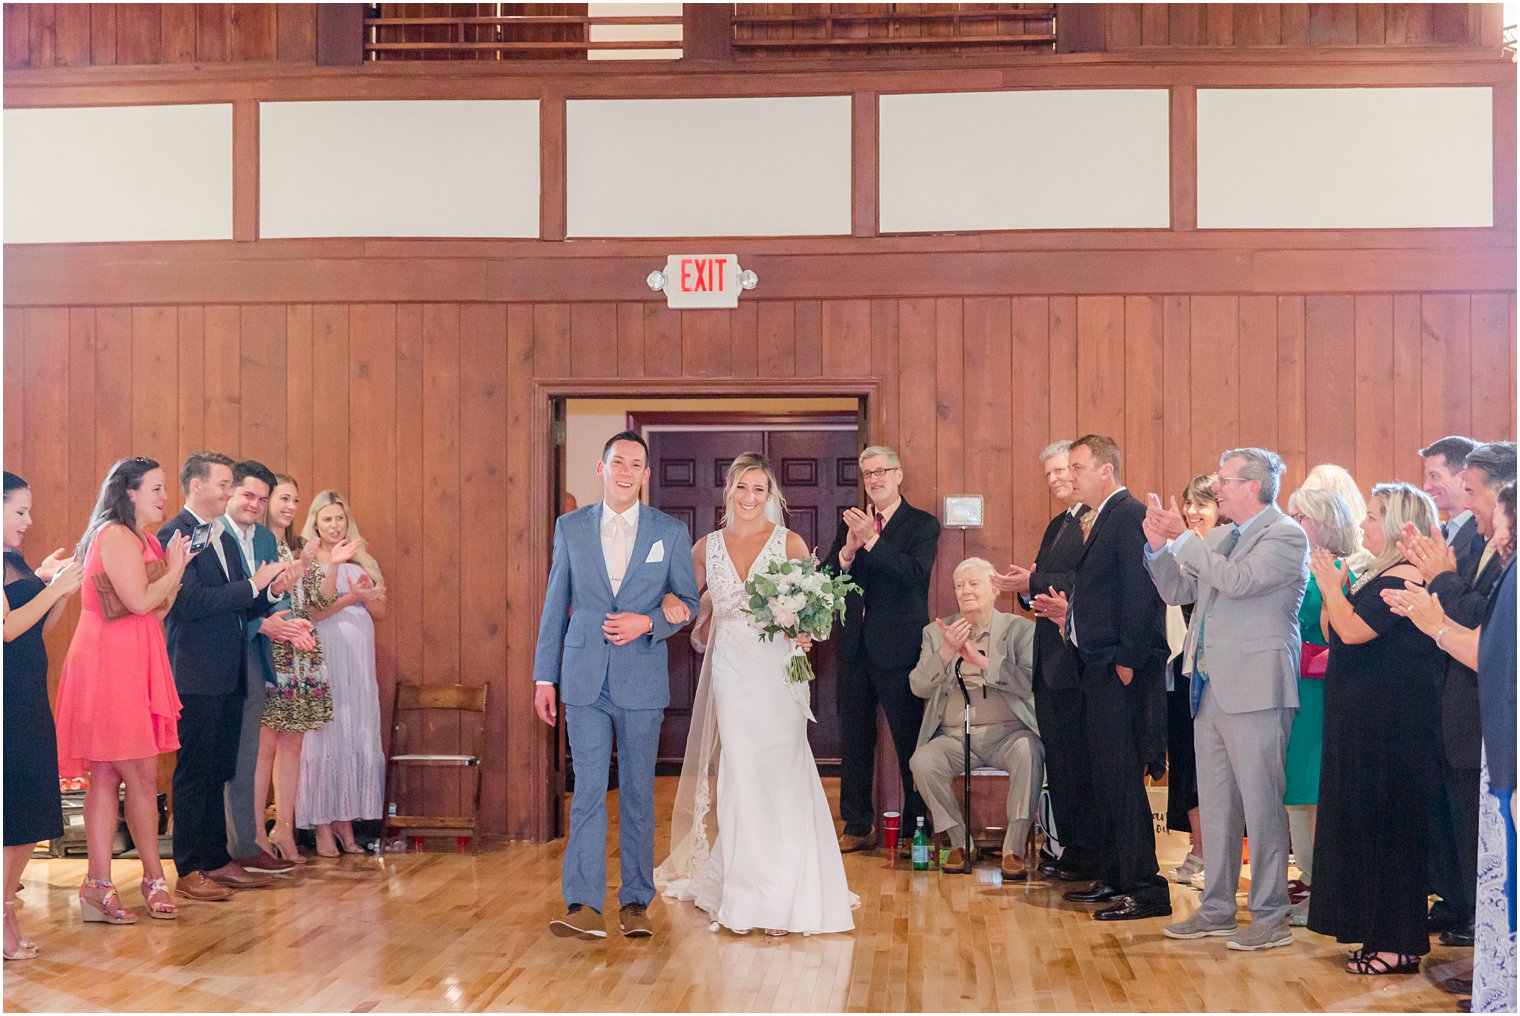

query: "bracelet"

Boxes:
[1434, 624, 1454, 651]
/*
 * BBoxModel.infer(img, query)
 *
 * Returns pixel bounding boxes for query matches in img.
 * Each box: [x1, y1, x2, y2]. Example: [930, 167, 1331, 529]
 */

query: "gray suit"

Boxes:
[907, 611, 1043, 855]
[1144, 504, 1308, 927]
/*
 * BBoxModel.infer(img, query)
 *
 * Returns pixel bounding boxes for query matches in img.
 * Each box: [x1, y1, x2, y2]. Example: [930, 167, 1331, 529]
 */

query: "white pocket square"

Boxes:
[645, 540, 665, 564]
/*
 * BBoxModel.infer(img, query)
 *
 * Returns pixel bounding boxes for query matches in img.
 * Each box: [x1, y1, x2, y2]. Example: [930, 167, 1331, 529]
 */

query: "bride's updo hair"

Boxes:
[721, 453, 788, 525]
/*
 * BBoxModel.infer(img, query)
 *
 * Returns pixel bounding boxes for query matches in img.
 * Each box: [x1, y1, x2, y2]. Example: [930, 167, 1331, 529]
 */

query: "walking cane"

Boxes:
[948, 658, 974, 875]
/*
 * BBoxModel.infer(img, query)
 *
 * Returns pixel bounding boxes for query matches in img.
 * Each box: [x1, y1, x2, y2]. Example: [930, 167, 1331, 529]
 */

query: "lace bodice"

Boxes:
[705, 525, 787, 625]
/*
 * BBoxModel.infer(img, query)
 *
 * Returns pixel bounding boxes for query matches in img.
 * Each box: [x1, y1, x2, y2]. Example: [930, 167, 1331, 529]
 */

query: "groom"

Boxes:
[534, 431, 700, 941]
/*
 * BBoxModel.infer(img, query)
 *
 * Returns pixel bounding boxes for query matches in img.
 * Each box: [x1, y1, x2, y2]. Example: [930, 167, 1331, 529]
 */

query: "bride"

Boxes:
[654, 452, 857, 937]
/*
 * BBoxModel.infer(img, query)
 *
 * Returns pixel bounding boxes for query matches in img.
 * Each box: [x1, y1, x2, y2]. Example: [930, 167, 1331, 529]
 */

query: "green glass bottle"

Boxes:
[911, 817, 930, 871]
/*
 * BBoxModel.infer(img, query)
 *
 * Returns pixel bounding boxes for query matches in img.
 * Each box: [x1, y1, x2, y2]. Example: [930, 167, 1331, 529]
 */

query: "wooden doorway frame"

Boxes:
[530, 377, 884, 839]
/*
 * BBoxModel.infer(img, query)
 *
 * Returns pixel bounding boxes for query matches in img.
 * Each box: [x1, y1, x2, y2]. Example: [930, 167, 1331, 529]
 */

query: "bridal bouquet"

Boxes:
[742, 558, 858, 684]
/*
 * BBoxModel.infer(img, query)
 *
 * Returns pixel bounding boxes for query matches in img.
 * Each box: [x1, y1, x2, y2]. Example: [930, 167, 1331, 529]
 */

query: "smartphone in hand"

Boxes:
[189, 523, 212, 553]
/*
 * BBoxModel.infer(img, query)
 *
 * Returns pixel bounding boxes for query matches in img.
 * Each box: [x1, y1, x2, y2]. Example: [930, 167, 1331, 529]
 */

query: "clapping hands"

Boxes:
[990, 563, 1032, 595]
[351, 572, 386, 604]
[1142, 494, 1186, 551]
[1398, 522, 1457, 582]
[1382, 580, 1447, 638]
[936, 617, 987, 670]
[330, 538, 365, 565]
[1307, 547, 1347, 594]
[1030, 586, 1068, 630]
[47, 559, 84, 597]
[35, 547, 75, 583]
[262, 608, 317, 651]
[841, 507, 876, 552]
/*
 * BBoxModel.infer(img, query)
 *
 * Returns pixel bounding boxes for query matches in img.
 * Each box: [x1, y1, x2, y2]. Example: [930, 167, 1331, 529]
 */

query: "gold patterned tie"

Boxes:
[1079, 510, 1096, 542]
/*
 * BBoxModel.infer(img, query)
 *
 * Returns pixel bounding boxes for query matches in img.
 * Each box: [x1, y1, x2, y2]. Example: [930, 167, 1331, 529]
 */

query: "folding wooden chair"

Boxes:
[384, 683, 488, 852]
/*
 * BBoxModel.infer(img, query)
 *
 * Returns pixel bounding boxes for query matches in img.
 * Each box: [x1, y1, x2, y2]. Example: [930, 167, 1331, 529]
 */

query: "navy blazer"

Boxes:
[159, 510, 271, 697]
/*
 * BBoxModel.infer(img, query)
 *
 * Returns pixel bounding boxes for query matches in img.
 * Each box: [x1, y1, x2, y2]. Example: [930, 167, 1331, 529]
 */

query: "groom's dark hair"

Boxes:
[602, 431, 650, 464]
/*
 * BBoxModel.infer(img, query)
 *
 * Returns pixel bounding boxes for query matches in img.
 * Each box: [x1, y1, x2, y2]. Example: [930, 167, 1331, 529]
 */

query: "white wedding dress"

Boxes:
[655, 524, 857, 935]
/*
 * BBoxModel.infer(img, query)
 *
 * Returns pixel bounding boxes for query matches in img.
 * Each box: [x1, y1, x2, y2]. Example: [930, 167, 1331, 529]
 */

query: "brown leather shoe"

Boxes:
[204, 862, 273, 890]
[943, 847, 969, 872]
[174, 871, 232, 902]
[839, 828, 877, 853]
[549, 904, 607, 940]
[237, 850, 294, 875]
[619, 903, 654, 938]
[1001, 851, 1028, 881]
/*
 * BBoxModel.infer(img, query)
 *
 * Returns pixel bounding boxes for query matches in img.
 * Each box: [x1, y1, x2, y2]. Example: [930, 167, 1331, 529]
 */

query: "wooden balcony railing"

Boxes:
[362, 3, 1055, 61]
[732, 4, 1056, 56]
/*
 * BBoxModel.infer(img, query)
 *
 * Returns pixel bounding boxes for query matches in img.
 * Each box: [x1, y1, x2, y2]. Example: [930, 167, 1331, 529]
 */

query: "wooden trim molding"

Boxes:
[540, 95, 565, 243]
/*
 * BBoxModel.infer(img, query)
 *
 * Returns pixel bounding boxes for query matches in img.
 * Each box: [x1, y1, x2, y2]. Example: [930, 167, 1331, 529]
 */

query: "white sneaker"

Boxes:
[1190, 869, 1206, 891]
[1168, 853, 1204, 885]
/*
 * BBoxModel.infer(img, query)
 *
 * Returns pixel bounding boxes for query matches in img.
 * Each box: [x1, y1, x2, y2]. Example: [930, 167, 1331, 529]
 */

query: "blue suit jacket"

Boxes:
[532, 504, 700, 710]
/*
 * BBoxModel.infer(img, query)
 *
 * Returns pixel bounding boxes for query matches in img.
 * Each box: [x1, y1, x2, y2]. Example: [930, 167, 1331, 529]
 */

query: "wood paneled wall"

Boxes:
[4, 292, 1513, 839]
[1, 4, 317, 69]
[1102, 3, 1503, 49]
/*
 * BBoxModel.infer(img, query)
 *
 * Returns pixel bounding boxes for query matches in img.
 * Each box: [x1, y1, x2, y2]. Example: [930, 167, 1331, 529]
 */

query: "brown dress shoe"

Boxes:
[550, 904, 607, 940]
[1001, 851, 1028, 881]
[174, 872, 232, 902]
[619, 903, 654, 938]
[839, 828, 877, 853]
[204, 863, 273, 890]
[943, 847, 969, 872]
[237, 850, 294, 875]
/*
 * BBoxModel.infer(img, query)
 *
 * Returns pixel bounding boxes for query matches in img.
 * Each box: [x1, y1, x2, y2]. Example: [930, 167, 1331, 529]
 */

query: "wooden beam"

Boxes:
[852, 91, 879, 239]
[315, 3, 364, 66]
[682, 3, 732, 61]
[1170, 85, 1197, 231]
[232, 99, 259, 242]
[540, 95, 566, 242]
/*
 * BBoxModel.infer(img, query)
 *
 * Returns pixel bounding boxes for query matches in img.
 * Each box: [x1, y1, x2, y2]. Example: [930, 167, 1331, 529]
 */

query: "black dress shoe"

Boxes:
[1427, 908, 1459, 933]
[1441, 976, 1474, 995]
[1439, 928, 1475, 948]
[1063, 882, 1120, 904]
[1055, 865, 1099, 883]
[1038, 852, 1061, 876]
[1094, 896, 1173, 921]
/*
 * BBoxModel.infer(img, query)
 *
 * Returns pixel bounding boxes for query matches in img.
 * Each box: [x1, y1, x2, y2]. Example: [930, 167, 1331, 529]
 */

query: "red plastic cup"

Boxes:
[882, 811, 902, 850]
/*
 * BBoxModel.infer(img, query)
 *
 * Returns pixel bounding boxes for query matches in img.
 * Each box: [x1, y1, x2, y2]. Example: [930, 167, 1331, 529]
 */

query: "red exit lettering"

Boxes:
[678, 257, 728, 293]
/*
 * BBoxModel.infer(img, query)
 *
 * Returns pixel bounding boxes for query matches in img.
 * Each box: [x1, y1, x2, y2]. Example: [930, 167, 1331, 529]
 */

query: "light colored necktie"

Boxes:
[1079, 510, 1096, 542]
[609, 515, 628, 595]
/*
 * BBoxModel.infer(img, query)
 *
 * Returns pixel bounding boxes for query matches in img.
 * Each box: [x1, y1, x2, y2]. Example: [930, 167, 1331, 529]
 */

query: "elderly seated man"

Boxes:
[909, 557, 1043, 877]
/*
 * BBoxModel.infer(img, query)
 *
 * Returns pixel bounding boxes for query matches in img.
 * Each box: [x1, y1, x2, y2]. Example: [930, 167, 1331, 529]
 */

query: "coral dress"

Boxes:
[54, 525, 182, 775]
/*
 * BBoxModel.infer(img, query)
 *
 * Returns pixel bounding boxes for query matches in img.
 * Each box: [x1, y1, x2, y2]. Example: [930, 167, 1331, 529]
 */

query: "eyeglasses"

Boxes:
[1289, 512, 1307, 523]
[1215, 476, 1253, 484]
[861, 468, 896, 481]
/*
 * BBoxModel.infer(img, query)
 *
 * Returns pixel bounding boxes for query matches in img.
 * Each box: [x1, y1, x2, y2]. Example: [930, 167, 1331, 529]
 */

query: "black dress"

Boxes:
[1307, 572, 1444, 956]
[3, 550, 63, 846]
[1165, 604, 1199, 832]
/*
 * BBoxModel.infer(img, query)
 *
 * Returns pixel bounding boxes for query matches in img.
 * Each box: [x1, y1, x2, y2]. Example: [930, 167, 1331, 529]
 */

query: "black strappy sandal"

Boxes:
[1346, 951, 1420, 975]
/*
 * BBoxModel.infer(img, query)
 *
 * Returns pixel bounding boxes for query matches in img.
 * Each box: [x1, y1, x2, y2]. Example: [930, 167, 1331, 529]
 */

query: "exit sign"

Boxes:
[653, 254, 751, 309]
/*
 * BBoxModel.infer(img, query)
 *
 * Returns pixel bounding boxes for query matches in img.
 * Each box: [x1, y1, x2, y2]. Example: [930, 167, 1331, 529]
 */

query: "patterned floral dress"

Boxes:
[261, 542, 334, 733]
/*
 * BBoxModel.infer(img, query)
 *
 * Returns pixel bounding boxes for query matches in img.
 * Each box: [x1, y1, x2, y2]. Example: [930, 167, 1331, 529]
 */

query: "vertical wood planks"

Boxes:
[1123, 295, 1165, 495]
[1188, 295, 1239, 473]
[1303, 295, 1355, 470]
[1420, 295, 1473, 443]
[1237, 295, 1279, 454]
[238, 304, 286, 466]
[310, 305, 350, 496]
[1352, 295, 1395, 484]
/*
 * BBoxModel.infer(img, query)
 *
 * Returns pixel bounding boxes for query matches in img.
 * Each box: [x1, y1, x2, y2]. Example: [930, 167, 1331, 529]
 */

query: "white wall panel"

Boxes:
[567, 96, 852, 237]
[260, 100, 540, 238]
[879, 90, 1170, 232]
[4, 104, 232, 244]
[1197, 87, 1492, 228]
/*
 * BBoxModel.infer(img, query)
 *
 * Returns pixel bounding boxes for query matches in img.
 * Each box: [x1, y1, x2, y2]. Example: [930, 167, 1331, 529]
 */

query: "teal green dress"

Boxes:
[1284, 565, 1350, 805]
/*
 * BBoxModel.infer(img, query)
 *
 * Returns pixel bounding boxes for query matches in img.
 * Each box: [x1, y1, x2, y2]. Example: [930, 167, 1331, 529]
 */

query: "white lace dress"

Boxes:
[659, 525, 857, 935]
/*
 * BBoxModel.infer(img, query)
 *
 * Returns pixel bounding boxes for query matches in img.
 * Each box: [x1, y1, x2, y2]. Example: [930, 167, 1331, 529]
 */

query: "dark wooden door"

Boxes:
[642, 418, 860, 768]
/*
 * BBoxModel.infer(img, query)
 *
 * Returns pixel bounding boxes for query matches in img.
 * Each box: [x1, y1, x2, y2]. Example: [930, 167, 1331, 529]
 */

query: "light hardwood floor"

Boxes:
[4, 778, 1468, 1012]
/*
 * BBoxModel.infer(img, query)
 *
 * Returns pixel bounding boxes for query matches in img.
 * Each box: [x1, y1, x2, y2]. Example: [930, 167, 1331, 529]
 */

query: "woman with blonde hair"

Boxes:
[656, 452, 857, 937]
[251, 475, 335, 864]
[1281, 485, 1362, 924]
[295, 491, 386, 857]
[1307, 483, 1445, 975]
[1299, 464, 1369, 569]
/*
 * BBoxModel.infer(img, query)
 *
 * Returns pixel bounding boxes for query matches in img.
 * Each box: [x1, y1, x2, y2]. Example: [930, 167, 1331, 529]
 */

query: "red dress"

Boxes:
[54, 525, 182, 775]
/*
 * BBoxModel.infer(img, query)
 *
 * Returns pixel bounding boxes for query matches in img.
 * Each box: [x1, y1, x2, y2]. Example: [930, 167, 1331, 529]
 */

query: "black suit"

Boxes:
[1426, 529, 1501, 930]
[822, 497, 941, 836]
[1067, 489, 1170, 906]
[159, 510, 269, 876]
[1020, 506, 1098, 868]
